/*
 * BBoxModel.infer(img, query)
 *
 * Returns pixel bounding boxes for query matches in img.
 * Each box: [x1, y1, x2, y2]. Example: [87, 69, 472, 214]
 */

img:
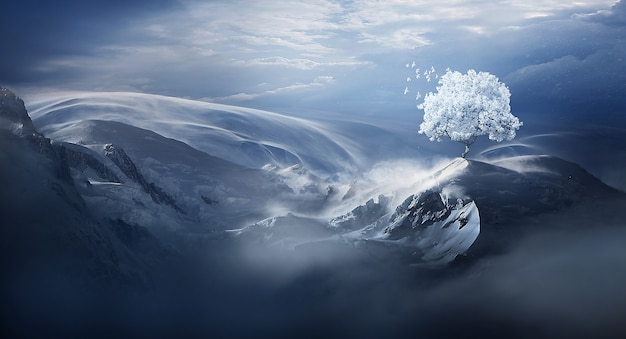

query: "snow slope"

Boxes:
[231, 155, 621, 265]
[25, 91, 416, 175]
[7, 88, 623, 267]
[476, 127, 626, 192]
[0, 88, 174, 288]
[5, 87, 626, 337]
[231, 159, 481, 266]
[40, 119, 346, 234]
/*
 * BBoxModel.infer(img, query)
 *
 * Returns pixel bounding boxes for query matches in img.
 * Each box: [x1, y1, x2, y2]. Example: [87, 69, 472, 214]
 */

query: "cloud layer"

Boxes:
[2, 0, 621, 116]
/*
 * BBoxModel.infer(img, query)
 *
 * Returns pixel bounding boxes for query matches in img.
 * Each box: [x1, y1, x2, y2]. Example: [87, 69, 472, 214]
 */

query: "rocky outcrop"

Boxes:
[58, 144, 122, 183]
[0, 87, 35, 136]
[383, 190, 474, 240]
[329, 195, 391, 231]
[1, 88, 82, 208]
[437, 157, 621, 225]
[234, 156, 624, 266]
[234, 186, 480, 265]
[0, 88, 174, 289]
[104, 143, 184, 213]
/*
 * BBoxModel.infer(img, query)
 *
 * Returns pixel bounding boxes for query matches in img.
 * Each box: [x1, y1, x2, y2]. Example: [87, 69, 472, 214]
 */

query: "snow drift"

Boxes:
[25, 91, 415, 175]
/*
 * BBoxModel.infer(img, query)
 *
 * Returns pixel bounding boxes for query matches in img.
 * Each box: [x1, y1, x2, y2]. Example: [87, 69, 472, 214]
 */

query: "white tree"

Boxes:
[418, 69, 522, 158]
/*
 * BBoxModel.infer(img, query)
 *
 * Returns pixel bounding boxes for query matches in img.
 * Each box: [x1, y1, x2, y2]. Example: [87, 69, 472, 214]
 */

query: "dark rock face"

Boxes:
[329, 195, 392, 231]
[433, 157, 625, 259]
[0, 88, 35, 136]
[384, 190, 473, 240]
[104, 143, 184, 213]
[1, 89, 120, 286]
[104, 143, 143, 183]
[435, 157, 620, 225]
[236, 156, 623, 266]
[0, 88, 173, 290]
[1, 88, 83, 209]
[58, 144, 122, 183]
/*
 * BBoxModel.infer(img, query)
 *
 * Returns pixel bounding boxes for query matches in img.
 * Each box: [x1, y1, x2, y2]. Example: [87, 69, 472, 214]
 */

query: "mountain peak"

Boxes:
[0, 87, 35, 136]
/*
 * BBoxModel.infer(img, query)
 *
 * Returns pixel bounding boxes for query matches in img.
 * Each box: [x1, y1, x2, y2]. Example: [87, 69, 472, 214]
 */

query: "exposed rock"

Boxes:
[1, 88, 176, 291]
[58, 143, 122, 183]
[383, 190, 472, 240]
[0, 87, 35, 136]
[104, 143, 184, 213]
[329, 195, 392, 231]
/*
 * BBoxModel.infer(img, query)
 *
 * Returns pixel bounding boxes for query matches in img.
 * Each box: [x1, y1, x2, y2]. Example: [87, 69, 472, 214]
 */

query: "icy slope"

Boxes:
[7, 88, 622, 267]
[447, 155, 620, 224]
[477, 126, 626, 192]
[43, 119, 346, 232]
[0, 88, 173, 287]
[232, 159, 481, 266]
[25, 91, 412, 175]
[232, 155, 621, 265]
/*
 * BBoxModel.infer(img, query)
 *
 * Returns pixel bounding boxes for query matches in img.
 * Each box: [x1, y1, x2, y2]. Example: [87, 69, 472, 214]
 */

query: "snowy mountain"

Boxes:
[230, 155, 621, 265]
[4, 88, 622, 267]
[25, 91, 418, 176]
[3, 87, 626, 336]
[41, 118, 350, 235]
[0, 88, 175, 289]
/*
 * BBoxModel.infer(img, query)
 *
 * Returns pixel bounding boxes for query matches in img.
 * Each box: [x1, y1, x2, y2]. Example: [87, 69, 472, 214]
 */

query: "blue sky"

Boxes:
[2, 0, 623, 117]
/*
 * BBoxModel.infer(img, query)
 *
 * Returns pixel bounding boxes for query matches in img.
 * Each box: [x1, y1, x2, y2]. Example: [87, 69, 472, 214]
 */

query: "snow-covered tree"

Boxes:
[418, 69, 522, 158]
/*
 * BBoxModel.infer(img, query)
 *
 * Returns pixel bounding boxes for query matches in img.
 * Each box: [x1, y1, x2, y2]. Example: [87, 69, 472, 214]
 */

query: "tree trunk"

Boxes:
[461, 143, 471, 158]
[460, 136, 477, 158]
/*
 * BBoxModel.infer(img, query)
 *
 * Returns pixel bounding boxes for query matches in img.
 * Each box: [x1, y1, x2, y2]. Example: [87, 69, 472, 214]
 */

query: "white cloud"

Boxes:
[359, 29, 431, 49]
[207, 75, 335, 102]
[15, 0, 619, 110]
[575, 0, 626, 24]
[139, 0, 617, 61]
[314, 75, 334, 84]
[163, 0, 344, 56]
[232, 56, 370, 70]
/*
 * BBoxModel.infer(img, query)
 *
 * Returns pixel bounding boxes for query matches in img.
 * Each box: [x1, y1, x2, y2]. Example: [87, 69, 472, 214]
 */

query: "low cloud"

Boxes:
[219, 196, 626, 338]
[54, 197, 626, 337]
[208, 76, 336, 103]
[576, 0, 626, 25]
[232, 57, 371, 71]
[7, 191, 626, 338]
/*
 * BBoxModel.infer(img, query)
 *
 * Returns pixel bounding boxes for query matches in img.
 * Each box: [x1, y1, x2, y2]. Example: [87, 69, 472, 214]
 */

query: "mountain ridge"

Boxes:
[4, 87, 622, 269]
[0, 88, 178, 291]
[3, 87, 626, 336]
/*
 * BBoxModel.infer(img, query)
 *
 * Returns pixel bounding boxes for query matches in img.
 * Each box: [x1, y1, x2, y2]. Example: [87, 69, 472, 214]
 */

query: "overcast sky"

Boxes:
[1, 0, 624, 119]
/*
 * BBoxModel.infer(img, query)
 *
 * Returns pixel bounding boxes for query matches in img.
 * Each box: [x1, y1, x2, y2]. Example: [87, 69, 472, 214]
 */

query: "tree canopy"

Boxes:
[418, 69, 522, 158]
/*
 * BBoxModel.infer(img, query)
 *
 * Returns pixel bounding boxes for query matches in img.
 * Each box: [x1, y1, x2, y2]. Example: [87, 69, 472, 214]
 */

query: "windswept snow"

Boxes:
[233, 159, 481, 266]
[8, 89, 621, 269]
[25, 91, 412, 175]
